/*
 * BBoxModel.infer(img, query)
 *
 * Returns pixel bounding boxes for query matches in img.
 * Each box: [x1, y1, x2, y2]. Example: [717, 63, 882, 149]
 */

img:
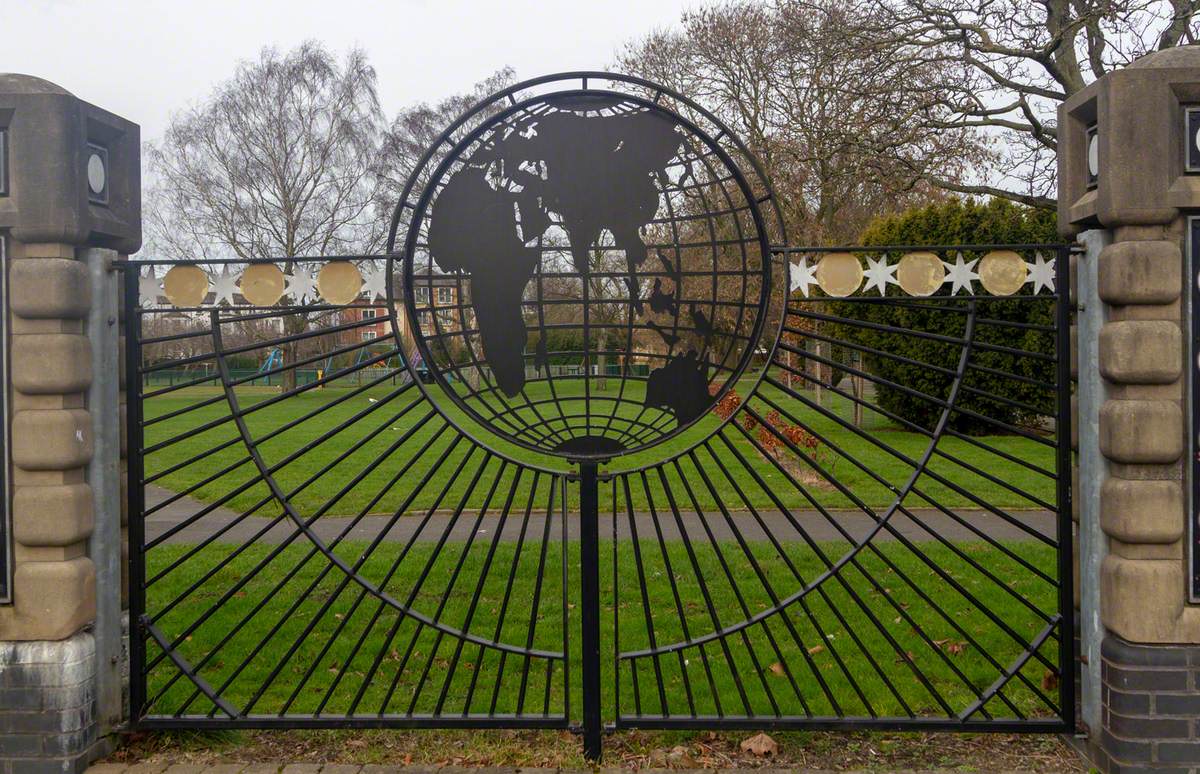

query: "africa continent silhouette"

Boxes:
[423, 93, 729, 452]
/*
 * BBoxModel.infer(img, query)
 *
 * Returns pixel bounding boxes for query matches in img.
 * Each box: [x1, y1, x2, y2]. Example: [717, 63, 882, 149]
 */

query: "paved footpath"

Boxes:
[87, 765, 1038, 773]
[144, 486, 1056, 546]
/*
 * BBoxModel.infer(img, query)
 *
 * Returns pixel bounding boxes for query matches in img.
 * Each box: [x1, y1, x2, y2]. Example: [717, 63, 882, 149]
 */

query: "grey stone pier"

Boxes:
[0, 74, 138, 773]
[1061, 46, 1200, 772]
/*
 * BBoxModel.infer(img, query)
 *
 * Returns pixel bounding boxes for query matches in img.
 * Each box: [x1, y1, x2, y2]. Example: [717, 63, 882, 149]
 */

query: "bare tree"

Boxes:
[373, 69, 517, 379]
[617, 1, 966, 243]
[374, 68, 517, 238]
[146, 41, 385, 387]
[861, 0, 1200, 208]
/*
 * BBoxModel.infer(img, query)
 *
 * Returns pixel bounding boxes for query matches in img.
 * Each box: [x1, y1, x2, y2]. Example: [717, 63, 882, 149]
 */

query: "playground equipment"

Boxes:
[406, 346, 434, 384]
[313, 343, 408, 387]
[258, 347, 283, 375]
[355, 342, 403, 371]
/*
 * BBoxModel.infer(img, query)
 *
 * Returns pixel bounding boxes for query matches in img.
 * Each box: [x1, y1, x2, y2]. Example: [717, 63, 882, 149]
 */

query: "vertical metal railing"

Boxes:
[124, 264, 148, 725]
[577, 461, 602, 759]
[1053, 244, 1077, 730]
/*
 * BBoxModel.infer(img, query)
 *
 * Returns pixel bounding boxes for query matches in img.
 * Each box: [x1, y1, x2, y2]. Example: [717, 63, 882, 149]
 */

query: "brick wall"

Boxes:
[1095, 636, 1200, 772]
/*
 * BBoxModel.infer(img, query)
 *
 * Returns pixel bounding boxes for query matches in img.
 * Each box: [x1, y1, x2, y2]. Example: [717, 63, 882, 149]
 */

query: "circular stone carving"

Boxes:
[162, 265, 209, 307]
[240, 264, 286, 306]
[978, 250, 1027, 296]
[318, 262, 364, 305]
[815, 252, 863, 297]
[896, 252, 946, 297]
[1087, 133, 1100, 179]
[390, 79, 782, 461]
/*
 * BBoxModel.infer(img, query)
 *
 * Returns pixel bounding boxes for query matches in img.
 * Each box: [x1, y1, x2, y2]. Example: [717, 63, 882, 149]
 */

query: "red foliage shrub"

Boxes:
[710, 388, 832, 483]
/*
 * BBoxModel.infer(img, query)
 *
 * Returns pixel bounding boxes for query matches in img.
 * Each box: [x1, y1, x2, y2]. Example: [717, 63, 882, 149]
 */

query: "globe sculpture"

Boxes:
[393, 81, 778, 460]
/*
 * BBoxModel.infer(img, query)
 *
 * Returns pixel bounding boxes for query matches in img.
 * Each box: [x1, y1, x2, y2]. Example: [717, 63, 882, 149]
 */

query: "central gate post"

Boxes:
[577, 460, 603, 761]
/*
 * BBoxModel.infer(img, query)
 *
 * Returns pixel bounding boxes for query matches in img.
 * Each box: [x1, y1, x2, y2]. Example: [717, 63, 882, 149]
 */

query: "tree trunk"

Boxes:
[596, 347, 607, 392]
[280, 312, 307, 393]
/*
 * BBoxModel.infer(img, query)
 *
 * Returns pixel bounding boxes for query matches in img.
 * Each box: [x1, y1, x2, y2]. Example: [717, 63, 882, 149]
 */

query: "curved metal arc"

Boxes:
[383, 71, 789, 470]
[601, 129, 763, 455]
[958, 616, 1063, 721]
[744, 383, 1060, 638]
[385, 71, 787, 254]
[206, 316, 563, 661]
[619, 301, 983, 661]
[391, 85, 777, 463]
[605, 249, 789, 476]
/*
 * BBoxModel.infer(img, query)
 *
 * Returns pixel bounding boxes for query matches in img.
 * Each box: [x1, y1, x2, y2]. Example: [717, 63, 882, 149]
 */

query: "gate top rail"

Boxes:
[115, 244, 1079, 268]
[774, 243, 1077, 253]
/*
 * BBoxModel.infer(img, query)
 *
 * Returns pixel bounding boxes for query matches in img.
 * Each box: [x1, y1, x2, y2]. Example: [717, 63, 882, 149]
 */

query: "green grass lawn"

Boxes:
[139, 373, 1058, 517]
[142, 537, 1062, 723]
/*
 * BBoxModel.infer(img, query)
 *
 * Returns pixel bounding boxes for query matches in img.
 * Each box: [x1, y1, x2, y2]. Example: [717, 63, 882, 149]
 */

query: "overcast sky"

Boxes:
[3, 0, 696, 144]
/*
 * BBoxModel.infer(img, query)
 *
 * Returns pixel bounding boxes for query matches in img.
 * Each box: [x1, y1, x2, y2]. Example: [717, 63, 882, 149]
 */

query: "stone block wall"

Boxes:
[0, 240, 108, 772]
[0, 241, 96, 641]
[1096, 228, 1195, 643]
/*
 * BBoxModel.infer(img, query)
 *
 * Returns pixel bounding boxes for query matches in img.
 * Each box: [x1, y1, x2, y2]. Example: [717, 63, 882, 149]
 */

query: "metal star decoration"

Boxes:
[1027, 251, 1056, 294]
[138, 269, 162, 308]
[211, 266, 239, 306]
[943, 252, 980, 295]
[790, 256, 818, 297]
[862, 254, 897, 296]
[360, 260, 389, 302]
[285, 266, 319, 303]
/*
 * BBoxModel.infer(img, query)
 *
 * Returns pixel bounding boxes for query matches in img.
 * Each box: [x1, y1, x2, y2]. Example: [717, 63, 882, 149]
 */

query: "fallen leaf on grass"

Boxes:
[740, 732, 778, 757]
[768, 662, 786, 675]
[1042, 669, 1059, 691]
[807, 644, 825, 655]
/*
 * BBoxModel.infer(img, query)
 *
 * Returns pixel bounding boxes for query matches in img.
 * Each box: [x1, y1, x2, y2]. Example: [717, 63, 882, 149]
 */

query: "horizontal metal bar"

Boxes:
[140, 303, 362, 316]
[787, 307, 1059, 363]
[134, 714, 570, 730]
[614, 716, 1070, 732]
[773, 243, 1074, 253]
[122, 244, 1074, 267]
[790, 293, 1060, 304]
[116, 254, 396, 267]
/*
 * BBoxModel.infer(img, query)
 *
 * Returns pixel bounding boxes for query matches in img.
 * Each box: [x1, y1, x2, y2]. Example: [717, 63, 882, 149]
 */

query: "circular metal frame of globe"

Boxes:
[387, 73, 786, 463]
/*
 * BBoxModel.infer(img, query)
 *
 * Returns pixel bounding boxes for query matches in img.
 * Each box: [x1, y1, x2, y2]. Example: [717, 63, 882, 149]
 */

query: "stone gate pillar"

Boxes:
[0, 74, 139, 772]
[1061, 47, 1200, 772]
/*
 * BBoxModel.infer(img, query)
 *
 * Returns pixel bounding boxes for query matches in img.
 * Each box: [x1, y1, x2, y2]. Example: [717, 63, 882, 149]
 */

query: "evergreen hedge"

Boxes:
[828, 198, 1059, 435]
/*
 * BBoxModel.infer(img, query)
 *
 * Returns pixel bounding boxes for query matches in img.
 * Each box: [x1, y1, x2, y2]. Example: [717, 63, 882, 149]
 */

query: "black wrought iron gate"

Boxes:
[125, 72, 1074, 761]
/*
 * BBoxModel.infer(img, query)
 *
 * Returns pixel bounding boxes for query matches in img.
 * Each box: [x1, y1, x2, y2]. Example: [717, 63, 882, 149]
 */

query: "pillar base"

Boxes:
[0, 630, 110, 773]
[1078, 634, 1200, 772]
